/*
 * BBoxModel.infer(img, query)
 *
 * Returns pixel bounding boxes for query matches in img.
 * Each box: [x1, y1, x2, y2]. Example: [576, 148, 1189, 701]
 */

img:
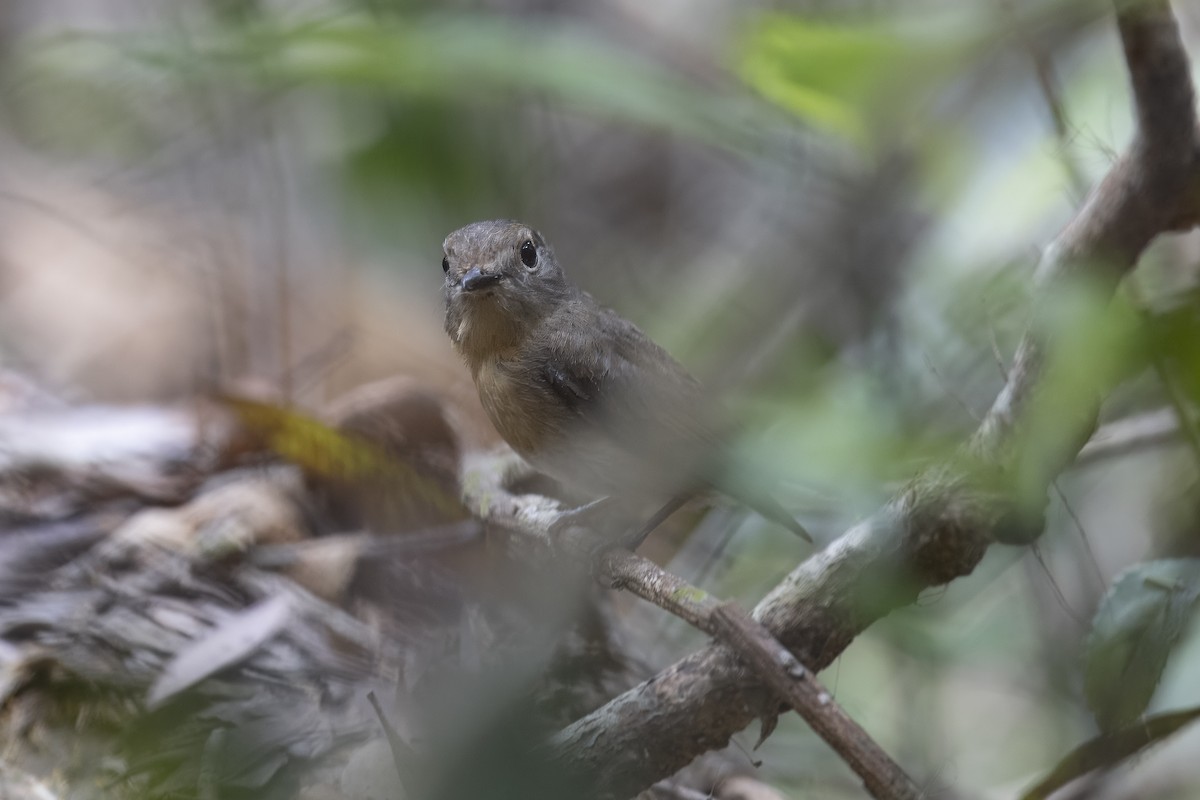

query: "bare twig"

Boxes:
[1002, 0, 1089, 195]
[1052, 482, 1106, 588]
[598, 549, 921, 800]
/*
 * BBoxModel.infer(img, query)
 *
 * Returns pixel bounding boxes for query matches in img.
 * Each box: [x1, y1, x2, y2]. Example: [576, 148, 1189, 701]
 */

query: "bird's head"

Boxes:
[442, 220, 570, 359]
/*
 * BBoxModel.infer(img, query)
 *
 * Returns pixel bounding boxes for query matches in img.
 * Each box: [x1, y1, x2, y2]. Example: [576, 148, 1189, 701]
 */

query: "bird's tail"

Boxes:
[717, 474, 813, 542]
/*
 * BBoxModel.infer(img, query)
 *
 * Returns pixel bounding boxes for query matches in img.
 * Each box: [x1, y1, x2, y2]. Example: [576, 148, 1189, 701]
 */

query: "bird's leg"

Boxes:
[619, 493, 693, 551]
[551, 494, 695, 551]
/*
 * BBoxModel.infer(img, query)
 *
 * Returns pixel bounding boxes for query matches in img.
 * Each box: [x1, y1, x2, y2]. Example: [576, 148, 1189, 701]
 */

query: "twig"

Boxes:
[1052, 482, 1106, 588]
[366, 690, 411, 789]
[1123, 278, 1200, 473]
[1027, 544, 1086, 626]
[1021, 704, 1200, 800]
[622, 493, 694, 550]
[597, 548, 921, 800]
[1002, 0, 1089, 195]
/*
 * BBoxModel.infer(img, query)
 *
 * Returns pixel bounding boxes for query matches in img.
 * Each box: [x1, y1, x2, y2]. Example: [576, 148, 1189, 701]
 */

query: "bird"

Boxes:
[441, 219, 810, 543]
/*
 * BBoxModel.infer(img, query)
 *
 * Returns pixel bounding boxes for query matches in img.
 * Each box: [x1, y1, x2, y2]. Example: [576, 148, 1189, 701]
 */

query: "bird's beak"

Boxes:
[461, 267, 501, 293]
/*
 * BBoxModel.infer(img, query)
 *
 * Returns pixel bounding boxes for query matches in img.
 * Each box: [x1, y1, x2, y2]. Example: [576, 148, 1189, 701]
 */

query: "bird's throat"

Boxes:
[453, 301, 528, 373]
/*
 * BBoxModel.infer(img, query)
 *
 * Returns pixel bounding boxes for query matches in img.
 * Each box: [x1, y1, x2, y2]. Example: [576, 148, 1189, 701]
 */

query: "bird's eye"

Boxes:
[442, 256, 449, 273]
[520, 240, 537, 268]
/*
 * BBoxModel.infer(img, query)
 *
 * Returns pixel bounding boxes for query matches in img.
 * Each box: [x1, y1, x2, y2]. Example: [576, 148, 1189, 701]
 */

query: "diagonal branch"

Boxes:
[975, 0, 1198, 461]
[597, 548, 922, 800]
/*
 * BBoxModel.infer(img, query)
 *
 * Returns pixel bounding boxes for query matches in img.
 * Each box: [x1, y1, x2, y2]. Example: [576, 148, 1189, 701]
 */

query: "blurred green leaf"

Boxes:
[736, 14, 966, 146]
[1147, 290, 1200, 404]
[40, 14, 771, 154]
[5, 36, 157, 159]
[1016, 282, 1145, 504]
[1022, 704, 1200, 800]
[1084, 558, 1200, 731]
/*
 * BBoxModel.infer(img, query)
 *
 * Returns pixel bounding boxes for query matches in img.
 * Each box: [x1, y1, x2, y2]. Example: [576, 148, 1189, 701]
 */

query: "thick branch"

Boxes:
[1121, 0, 1198, 158]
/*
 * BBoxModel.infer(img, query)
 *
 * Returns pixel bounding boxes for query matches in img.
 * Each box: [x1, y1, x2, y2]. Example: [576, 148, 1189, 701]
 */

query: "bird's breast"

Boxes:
[472, 356, 702, 501]
[473, 357, 560, 457]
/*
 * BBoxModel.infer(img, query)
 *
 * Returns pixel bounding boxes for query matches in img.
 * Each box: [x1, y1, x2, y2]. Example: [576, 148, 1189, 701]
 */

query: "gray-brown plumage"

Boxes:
[442, 220, 809, 541]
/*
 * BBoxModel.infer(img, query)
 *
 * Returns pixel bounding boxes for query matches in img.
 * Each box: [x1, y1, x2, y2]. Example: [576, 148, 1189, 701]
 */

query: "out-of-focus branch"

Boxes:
[974, 0, 1199, 461]
[1020, 3, 1200, 478]
[462, 4, 1199, 798]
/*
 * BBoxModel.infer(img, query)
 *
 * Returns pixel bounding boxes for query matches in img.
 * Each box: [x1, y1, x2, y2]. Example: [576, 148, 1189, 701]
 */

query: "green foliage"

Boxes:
[1023, 704, 1200, 800]
[1015, 282, 1146, 506]
[5, 36, 157, 159]
[736, 14, 967, 147]
[1084, 559, 1200, 731]
[39, 13, 766, 153]
[1147, 289, 1200, 404]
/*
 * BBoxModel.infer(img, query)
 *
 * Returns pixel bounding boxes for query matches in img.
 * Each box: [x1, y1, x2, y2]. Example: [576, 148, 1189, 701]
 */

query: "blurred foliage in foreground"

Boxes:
[0, 0, 1199, 798]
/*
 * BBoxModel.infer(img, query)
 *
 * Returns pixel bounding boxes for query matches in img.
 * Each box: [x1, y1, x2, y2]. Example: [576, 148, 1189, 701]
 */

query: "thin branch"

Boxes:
[366, 690, 412, 789]
[598, 549, 922, 800]
[1003, 0, 1089, 195]
[1021, 704, 1200, 800]
[1052, 482, 1106, 588]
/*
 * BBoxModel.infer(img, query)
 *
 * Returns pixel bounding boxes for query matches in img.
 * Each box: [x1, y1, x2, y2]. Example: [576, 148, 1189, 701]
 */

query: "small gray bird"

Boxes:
[442, 219, 810, 542]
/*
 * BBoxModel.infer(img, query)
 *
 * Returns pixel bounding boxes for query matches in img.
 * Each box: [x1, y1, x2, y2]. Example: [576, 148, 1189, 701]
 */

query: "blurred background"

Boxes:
[2, 0, 1200, 798]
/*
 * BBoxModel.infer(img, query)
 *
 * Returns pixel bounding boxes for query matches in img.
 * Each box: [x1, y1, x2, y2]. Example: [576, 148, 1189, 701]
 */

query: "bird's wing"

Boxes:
[536, 301, 812, 541]
[537, 303, 720, 471]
